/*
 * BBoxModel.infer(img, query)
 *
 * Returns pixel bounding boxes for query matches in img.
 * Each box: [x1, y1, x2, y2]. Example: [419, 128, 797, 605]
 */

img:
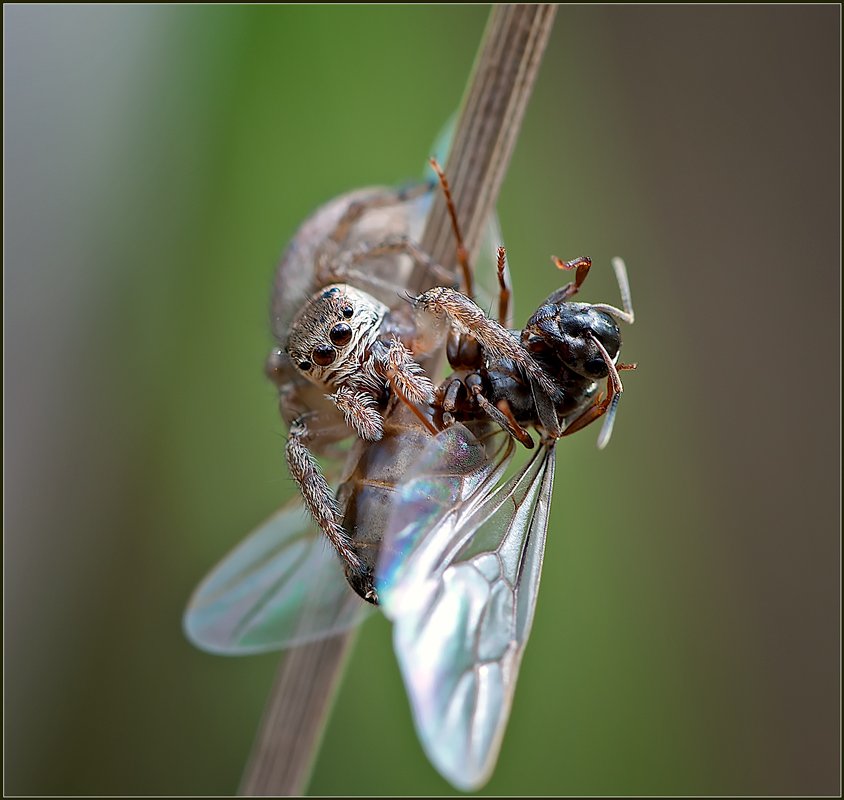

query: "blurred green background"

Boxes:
[4, 5, 839, 796]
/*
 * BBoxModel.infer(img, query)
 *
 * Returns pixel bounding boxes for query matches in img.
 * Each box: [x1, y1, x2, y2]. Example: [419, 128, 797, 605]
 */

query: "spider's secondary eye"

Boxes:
[341, 305, 354, 319]
[329, 323, 353, 346]
[298, 360, 312, 371]
[312, 344, 336, 367]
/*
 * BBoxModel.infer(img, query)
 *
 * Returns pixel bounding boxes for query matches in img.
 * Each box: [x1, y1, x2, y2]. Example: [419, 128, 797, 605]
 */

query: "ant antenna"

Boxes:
[590, 333, 624, 450]
[591, 257, 635, 325]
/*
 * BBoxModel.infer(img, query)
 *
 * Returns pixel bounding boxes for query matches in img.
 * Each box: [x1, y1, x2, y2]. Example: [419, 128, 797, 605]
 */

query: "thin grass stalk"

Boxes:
[238, 5, 557, 795]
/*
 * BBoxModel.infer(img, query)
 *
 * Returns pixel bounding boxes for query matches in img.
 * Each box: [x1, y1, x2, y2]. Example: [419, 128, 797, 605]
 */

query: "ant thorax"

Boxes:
[286, 284, 388, 391]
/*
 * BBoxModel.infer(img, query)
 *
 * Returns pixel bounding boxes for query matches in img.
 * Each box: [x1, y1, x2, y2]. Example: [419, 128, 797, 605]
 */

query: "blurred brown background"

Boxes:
[4, 5, 840, 796]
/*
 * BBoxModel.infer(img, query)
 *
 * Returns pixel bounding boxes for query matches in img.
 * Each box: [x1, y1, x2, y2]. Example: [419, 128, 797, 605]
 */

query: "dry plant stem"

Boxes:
[239, 634, 354, 796]
[239, 5, 557, 796]
[417, 4, 558, 288]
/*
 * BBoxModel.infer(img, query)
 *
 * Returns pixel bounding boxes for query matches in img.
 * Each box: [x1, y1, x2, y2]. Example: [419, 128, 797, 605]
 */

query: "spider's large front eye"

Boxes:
[329, 323, 352, 347]
[312, 344, 336, 367]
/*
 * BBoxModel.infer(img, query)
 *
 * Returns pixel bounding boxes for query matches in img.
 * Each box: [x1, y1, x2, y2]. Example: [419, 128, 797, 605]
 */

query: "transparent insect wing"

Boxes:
[184, 500, 370, 655]
[376, 423, 557, 791]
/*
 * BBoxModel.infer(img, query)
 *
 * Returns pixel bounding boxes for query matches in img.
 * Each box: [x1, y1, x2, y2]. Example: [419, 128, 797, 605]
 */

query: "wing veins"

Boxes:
[513, 443, 555, 597]
[229, 533, 321, 641]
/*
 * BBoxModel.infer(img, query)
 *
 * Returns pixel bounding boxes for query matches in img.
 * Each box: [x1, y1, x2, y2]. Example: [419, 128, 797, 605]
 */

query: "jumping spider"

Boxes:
[266, 181, 468, 594]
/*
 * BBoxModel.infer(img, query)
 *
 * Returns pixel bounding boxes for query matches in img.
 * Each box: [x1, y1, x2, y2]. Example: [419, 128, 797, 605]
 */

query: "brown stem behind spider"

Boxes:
[239, 5, 557, 796]
[417, 5, 558, 294]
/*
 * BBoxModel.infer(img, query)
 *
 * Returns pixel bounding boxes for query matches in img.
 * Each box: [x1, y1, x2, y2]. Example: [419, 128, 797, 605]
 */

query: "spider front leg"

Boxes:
[327, 385, 384, 442]
[286, 416, 363, 575]
[413, 286, 562, 402]
[372, 338, 438, 436]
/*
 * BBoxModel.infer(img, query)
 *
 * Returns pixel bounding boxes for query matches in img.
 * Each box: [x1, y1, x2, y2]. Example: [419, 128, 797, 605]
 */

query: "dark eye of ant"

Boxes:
[584, 357, 606, 376]
[298, 360, 312, 371]
[329, 323, 352, 347]
[341, 305, 354, 319]
[312, 344, 336, 367]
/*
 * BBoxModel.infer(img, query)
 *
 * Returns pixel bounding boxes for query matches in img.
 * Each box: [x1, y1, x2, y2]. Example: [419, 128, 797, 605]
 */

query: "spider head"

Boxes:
[286, 284, 387, 386]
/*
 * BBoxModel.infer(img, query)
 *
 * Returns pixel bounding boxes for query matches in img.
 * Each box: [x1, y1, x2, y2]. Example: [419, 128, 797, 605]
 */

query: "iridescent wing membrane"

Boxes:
[184, 501, 371, 654]
[377, 423, 557, 791]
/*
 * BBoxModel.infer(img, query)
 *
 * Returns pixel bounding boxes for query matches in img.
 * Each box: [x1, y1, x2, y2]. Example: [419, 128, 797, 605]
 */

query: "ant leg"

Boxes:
[542, 256, 634, 326]
[286, 417, 362, 573]
[428, 157, 473, 297]
[440, 377, 463, 414]
[539, 256, 593, 305]
[496, 247, 512, 326]
[466, 375, 534, 449]
[413, 286, 562, 402]
[561, 391, 612, 440]
[437, 378, 464, 428]
[562, 340, 636, 448]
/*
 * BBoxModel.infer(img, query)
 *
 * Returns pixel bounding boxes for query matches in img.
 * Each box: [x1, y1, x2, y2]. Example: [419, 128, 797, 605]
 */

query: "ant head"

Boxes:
[522, 302, 621, 381]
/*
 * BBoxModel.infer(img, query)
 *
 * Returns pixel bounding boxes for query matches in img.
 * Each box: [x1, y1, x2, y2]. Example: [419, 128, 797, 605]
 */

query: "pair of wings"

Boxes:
[184, 422, 556, 791]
